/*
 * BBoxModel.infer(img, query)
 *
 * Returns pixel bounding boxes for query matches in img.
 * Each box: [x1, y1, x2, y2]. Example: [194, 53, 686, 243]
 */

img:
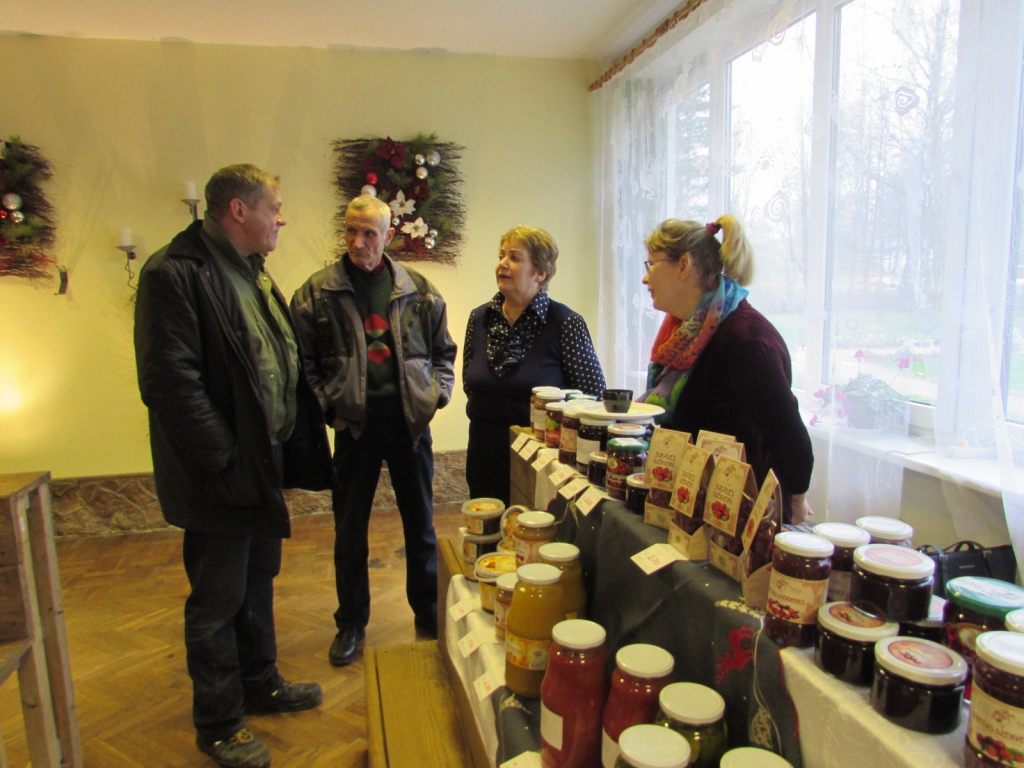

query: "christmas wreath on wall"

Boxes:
[332, 133, 465, 266]
[0, 137, 57, 282]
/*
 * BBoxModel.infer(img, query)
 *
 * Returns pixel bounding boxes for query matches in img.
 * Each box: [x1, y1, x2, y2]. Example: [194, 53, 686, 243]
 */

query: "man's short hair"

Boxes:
[205, 164, 280, 220]
[345, 195, 393, 233]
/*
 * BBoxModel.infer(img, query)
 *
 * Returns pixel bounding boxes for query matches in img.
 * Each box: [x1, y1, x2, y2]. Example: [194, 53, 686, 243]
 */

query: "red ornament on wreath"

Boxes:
[374, 137, 406, 169]
[366, 172, 378, 185]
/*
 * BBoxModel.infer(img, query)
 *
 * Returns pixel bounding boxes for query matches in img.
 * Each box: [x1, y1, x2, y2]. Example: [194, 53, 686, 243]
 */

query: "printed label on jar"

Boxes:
[606, 454, 631, 477]
[516, 538, 548, 566]
[968, 683, 1024, 766]
[560, 428, 578, 454]
[827, 570, 853, 603]
[494, 600, 510, 632]
[576, 438, 601, 465]
[767, 571, 828, 625]
[540, 702, 563, 751]
[466, 518, 487, 535]
[887, 639, 956, 669]
[505, 631, 551, 671]
[945, 622, 984, 658]
[601, 728, 619, 768]
[828, 602, 886, 628]
[709, 539, 741, 580]
[546, 428, 561, 445]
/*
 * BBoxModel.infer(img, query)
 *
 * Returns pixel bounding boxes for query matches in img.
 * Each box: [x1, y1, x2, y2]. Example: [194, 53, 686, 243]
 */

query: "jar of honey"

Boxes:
[540, 542, 587, 619]
[515, 511, 557, 566]
[967, 631, 1024, 767]
[493, 572, 517, 641]
[765, 532, 834, 647]
[505, 563, 564, 698]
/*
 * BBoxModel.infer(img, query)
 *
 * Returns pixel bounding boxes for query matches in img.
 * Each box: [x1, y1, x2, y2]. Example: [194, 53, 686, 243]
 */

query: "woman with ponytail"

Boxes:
[639, 216, 813, 523]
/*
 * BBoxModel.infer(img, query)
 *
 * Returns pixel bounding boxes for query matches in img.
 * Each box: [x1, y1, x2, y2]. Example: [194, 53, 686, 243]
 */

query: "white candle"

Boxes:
[120, 228, 133, 247]
[185, 181, 197, 200]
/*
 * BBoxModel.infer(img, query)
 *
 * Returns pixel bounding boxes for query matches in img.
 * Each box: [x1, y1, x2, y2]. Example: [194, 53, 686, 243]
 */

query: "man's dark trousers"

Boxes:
[332, 397, 438, 630]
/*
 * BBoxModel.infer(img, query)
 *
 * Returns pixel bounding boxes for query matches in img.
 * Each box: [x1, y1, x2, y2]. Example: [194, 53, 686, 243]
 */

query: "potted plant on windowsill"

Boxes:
[810, 350, 909, 431]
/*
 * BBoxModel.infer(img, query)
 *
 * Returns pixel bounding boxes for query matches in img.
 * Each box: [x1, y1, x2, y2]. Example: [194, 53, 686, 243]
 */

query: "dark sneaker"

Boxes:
[196, 728, 271, 768]
[414, 611, 438, 639]
[244, 681, 323, 715]
[328, 627, 365, 667]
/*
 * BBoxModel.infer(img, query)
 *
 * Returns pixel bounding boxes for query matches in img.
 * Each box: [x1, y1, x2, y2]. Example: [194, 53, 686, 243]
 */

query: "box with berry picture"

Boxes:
[666, 444, 714, 560]
[642, 427, 692, 529]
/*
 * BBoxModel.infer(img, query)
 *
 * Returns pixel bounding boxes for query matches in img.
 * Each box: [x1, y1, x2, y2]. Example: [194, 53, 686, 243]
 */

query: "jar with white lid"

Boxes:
[655, 683, 726, 768]
[899, 595, 946, 644]
[577, 415, 610, 471]
[493, 572, 518, 640]
[849, 544, 935, 622]
[608, 423, 646, 439]
[602, 644, 676, 768]
[967, 631, 1024, 767]
[1006, 608, 1024, 634]
[815, 601, 898, 685]
[813, 522, 871, 602]
[560, 404, 584, 466]
[539, 542, 586, 619]
[765, 532, 834, 647]
[505, 562, 564, 697]
[871, 636, 967, 733]
[720, 747, 793, 768]
[546, 400, 568, 449]
[533, 389, 565, 439]
[515, 511, 557, 565]
[856, 516, 914, 547]
[614, 724, 690, 768]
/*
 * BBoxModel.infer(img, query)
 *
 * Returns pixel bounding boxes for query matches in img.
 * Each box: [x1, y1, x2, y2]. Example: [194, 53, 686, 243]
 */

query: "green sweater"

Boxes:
[346, 257, 399, 399]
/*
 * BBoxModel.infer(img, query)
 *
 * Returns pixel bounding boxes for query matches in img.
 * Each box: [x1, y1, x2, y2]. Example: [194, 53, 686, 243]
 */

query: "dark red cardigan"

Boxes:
[667, 300, 813, 508]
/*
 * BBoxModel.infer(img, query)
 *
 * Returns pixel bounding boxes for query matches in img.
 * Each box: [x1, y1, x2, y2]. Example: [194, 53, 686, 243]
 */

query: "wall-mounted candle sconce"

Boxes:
[182, 181, 200, 221]
[117, 227, 138, 290]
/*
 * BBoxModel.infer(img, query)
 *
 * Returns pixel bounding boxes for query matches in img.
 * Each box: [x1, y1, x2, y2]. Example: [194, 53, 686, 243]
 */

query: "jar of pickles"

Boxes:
[870, 636, 967, 733]
[577, 416, 609, 471]
[602, 644, 675, 768]
[815, 602, 898, 686]
[943, 577, 1024, 695]
[626, 474, 650, 515]
[505, 563, 564, 698]
[856, 516, 914, 547]
[614, 725, 691, 768]
[588, 452, 609, 489]
[560, 405, 583, 466]
[720, 748, 793, 768]
[765, 532, 834, 647]
[967, 631, 1024, 767]
[606, 438, 649, 501]
[540, 542, 587, 620]
[812, 522, 870, 603]
[494, 572, 517, 641]
[540, 620, 609, 768]
[656, 683, 727, 768]
[849, 544, 934, 623]
[546, 401, 567, 450]
[515, 511, 557, 566]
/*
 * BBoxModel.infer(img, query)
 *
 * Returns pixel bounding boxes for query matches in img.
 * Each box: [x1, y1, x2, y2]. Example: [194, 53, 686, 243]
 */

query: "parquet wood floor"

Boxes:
[0, 505, 464, 767]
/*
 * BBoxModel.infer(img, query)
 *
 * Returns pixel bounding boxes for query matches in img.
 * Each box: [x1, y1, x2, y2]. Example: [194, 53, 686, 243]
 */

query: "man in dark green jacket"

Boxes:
[291, 195, 457, 667]
[135, 165, 332, 768]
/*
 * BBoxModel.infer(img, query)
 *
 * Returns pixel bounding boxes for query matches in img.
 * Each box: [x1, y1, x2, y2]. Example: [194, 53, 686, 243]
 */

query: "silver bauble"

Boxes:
[9, 210, 25, 223]
[392, 216, 401, 227]
[428, 229, 438, 238]
[415, 167, 428, 180]
[2, 193, 22, 211]
[361, 184, 377, 197]
[424, 237, 436, 249]
[414, 154, 426, 166]
[426, 150, 440, 166]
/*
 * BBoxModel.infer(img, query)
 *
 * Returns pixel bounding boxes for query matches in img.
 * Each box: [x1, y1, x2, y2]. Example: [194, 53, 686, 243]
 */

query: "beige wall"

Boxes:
[0, 35, 600, 478]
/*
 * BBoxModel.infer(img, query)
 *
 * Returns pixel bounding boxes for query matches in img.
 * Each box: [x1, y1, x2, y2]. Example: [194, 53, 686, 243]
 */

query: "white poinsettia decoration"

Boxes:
[389, 190, 416, 218]
[401, 217, 429, 239]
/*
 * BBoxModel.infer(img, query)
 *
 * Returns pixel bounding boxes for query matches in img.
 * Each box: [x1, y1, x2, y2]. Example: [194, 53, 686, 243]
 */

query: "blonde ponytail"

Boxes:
[715, 215, 754, 286]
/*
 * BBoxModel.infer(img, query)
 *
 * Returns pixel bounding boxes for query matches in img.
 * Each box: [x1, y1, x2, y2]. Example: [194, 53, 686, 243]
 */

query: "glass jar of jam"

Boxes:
[626, 474, 649, 515]
[614, 724, 690, 768]
[944, 577, 1024, 695]
[494, 572, 517, 641]
[606, 438, 649, 501]
[515, 511, 557, 566]
[812, 522, 871, 603]
[870, 636, 967, 733]
[1006, 609, 1024, 635]
[765, 532, 834, 647]
[540, 542, 587, 620]
[474, 553, 517, 613]
[534, 390, 565, 440]
[967, 631, 1024, 767]
[720, 747, 793, 768]
[856, 516, 914, 547]
[656, 683, 726, 768]
[899, 595, 946, 644]
[546, 401, 568, 450]
[601, 644, 675, 768]
[540, 620, 610, 768]
[607, 423, 646, 440]
[587, 452, 609, 489]
[849, 544, 935, 623]
[505, 563, 564, 698]
[577, 416, 609, 472]
[560, 405, 583, 466]
[815, 601, 898, 686]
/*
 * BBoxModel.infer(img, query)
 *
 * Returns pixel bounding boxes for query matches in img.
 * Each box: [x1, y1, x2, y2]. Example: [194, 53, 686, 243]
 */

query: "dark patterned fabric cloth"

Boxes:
[463, 291, 604, 395]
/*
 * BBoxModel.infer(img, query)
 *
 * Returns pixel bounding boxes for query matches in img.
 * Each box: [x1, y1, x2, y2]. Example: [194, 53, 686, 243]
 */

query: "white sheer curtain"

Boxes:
[595, 0, 1024, 573]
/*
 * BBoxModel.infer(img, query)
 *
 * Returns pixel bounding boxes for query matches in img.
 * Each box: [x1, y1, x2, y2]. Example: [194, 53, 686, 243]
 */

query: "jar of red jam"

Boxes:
[944, 577, 1024, 695]
[587, 452, 608, 489]
[534, 389, 565, 440]
[577, 416, 609, 472]
[899, 595, 946, 644]
[625, 474, 649, 515]
[765, 532, 833, 647]
[540, 619, 610, 768]
[560, 405, 583, 466]
[601, 644, 675, 768]
[606, 438, 648, 501]
[815, 601, 898, 686]
[812, 522, 871, 603]
[546, 401, 567, 450]
[607, 423, 646, 440]
[871, 636, 967, 733]
[856, 516, 914, 547]
[849, 544, 935, 622]
[967, 631, 1024, 767]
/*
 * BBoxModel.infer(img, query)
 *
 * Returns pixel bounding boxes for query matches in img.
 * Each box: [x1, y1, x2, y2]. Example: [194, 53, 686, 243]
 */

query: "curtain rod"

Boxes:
[589, 0, 712, 92]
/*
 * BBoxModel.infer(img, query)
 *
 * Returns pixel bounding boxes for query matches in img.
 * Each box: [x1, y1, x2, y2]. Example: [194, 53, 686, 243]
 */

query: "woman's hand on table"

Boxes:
[791, 493, 813, 524]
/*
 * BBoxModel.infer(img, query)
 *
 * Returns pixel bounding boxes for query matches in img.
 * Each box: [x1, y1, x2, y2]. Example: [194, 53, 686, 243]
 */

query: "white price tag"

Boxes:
[511, 433, 531, 452]
[519, 440, 542, 460]
[500, 752, 543, 768]
[447, 598, 475, 622]
[576, 486, 608, 516]
[548, 465, 576, 487]
[457, 628, 482, 658]
[532, 453, 555, 472]
[559, 476, 590, 499]
[631, 543, 684, 574]
[474, 671, 500, 701]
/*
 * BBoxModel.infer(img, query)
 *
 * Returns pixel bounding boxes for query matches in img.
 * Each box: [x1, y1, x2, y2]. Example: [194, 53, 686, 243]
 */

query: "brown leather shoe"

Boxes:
[196, 728, 271, 768]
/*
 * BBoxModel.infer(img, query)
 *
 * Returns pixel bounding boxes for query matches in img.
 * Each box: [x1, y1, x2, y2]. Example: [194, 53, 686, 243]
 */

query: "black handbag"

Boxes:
[917, 540, 1018, 599]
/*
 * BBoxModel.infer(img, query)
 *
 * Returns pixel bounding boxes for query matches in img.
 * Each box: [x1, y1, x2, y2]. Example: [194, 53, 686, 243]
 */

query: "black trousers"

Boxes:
[332, 399, 438, 629]
[466, 420, 514, 506]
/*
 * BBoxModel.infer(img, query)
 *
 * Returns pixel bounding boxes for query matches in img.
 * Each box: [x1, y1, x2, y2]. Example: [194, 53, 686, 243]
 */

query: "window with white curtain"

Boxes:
[595, 0, 1024, 566]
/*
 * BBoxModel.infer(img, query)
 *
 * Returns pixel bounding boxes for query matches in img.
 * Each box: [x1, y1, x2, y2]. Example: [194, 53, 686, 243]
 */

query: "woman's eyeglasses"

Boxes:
[643, 257, 671, 273]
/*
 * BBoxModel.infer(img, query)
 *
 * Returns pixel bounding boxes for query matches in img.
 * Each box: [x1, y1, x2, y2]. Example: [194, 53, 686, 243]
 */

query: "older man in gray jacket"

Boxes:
[291, 195, 456, 667]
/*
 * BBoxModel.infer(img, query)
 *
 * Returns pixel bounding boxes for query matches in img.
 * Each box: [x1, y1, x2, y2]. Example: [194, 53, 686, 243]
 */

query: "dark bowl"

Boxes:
[603, 389, 634, 413]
